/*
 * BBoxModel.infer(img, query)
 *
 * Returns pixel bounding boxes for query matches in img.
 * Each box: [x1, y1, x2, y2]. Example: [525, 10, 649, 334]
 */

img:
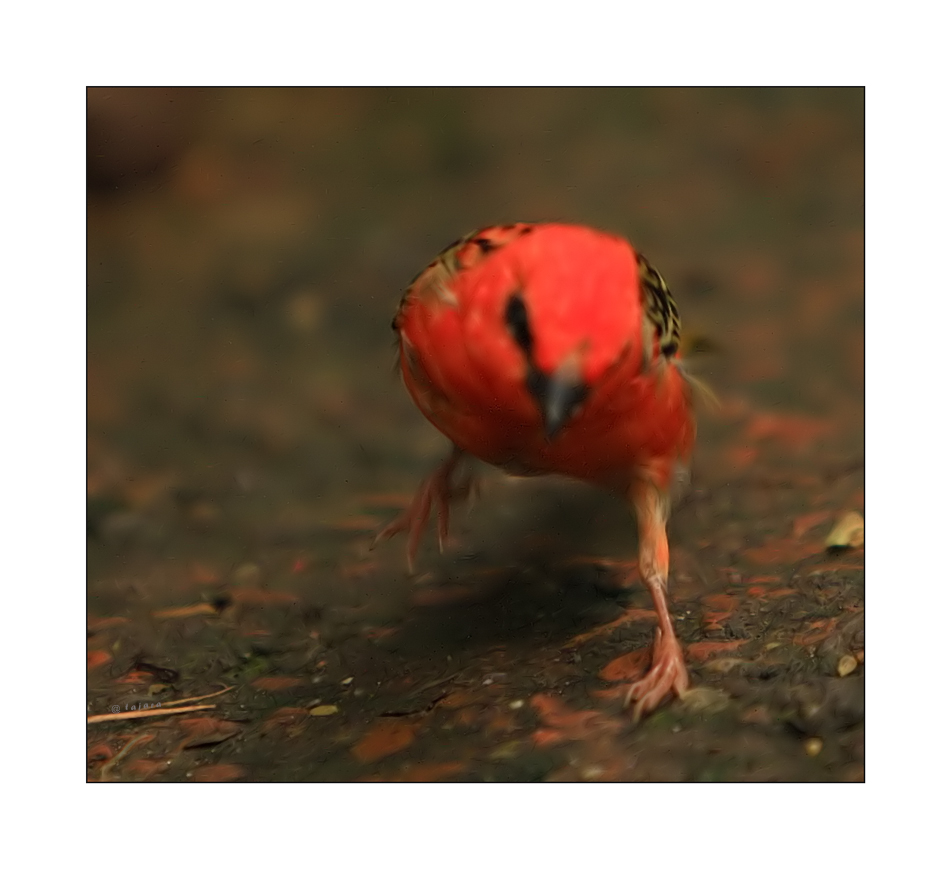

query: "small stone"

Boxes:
[837, 654, 858, 677]
[341, 677, 354, 685]
[509, 699, 524, 710]
[804, 738, 823, 757]
[309, 705, 339, 717]
[826, 512, 864, 549]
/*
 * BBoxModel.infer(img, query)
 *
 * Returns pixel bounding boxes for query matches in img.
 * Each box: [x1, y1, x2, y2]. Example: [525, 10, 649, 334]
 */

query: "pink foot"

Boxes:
[372, 450, 475, 571]
[623, 627, 689, 721]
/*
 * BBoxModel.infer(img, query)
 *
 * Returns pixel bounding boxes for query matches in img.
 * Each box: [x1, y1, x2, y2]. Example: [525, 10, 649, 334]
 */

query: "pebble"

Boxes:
[837, 654, 858, 677]
[804, 738, 823, 757]
[310, 705, 339, 717]
[826, 512, 864, 548]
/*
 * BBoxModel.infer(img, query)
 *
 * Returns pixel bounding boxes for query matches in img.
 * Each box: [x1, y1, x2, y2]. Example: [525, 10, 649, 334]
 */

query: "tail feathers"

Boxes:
[675, 360, 720, 411]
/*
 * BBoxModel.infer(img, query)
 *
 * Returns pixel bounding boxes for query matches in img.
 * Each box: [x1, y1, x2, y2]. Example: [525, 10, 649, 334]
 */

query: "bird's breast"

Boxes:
[399, 324, 694, 492]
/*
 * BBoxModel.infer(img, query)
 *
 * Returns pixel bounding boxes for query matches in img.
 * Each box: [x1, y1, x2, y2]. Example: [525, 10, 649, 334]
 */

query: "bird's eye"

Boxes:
[505, 293, 533, 355]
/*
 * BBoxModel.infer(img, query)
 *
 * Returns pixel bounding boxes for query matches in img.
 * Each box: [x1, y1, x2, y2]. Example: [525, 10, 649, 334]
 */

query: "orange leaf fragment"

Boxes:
[390, 762, 467, 783]
[178, 717, 241, 748]
[701, 593, 739, 612]
[191, 763, 246, 782]
[529, 694, 622, 746]
[125, 759, 168, 780]
[252, 676, 304, 692]
[153, 602, 217, 619]
[793, 618, 837, 647]
[352, 720, 419, 763]
[687, 640, 747, 662]
[87, 649, 112, 671]
[598, 649, 650, 682]
[87, 616, 129, 632]
[793, 511, 833, 539]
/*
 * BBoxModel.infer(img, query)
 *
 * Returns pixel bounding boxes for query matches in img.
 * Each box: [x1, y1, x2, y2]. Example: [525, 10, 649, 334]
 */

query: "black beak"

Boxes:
[527, 366, 589, 440]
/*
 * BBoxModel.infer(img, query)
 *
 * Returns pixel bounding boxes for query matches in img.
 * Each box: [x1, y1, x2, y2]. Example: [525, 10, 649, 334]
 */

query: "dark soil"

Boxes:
[87, 87, 863, 782]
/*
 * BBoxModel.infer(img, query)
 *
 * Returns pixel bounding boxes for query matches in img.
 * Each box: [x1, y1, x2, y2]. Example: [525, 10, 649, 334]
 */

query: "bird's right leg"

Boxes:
[622, 478, 690, 721]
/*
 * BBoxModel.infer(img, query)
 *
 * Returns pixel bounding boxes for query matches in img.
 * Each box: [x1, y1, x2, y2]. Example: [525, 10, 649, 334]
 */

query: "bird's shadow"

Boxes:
[370, 472, 653, 658]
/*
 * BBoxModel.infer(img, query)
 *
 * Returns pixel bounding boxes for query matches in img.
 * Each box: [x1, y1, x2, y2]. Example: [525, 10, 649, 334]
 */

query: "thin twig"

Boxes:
[161, 686, 235, 707]
[87, 704, 215, 725]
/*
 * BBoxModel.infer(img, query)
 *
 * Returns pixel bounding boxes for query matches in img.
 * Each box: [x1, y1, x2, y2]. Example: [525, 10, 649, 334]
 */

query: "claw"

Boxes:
[372, 448, 473, 571]
[623, 626, 689, 721]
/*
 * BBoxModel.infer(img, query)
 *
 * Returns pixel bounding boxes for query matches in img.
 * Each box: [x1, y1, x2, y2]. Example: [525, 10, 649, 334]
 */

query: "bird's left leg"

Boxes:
[372, 446, 474, 572]
[623, 479, 690, 721]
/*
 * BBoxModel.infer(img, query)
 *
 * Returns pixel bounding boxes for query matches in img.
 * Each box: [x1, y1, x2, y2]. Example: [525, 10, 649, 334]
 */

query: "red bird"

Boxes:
[377, 223, 698, 719]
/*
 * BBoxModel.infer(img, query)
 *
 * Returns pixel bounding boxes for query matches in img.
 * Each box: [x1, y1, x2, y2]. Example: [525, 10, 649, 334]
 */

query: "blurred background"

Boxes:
[87, 88, 863, 782]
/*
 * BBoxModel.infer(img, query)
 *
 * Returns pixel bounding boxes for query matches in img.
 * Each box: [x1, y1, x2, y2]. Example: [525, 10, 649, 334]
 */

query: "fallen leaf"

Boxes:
[687, 640, 747, 662]
[701, 593, 739, 612]
[762, 588, 797, 599]
[598, 650, 650, 682]
[529, 694, 622, 747]
[153, 602, 217, 620]
[252, 676, 304, 692]
[87, 649, 112, 671]
[793, 511, 833, 539]
[178, 717, 241, 748]
[263, 707, 309, 732]
[352, 720, 418, 763]
[826, 512, 864, 548]
[125, 759, 168, 780]
[745, 538, 825, 566]
[384, 762, 466, 783]
[191, 763, 246, 782]
[793, 618, 838, 647]
[87, 616, 129, 632]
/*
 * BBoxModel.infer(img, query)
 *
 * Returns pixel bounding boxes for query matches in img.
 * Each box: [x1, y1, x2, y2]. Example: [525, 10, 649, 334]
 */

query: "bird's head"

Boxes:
[495, 225, 643, 439]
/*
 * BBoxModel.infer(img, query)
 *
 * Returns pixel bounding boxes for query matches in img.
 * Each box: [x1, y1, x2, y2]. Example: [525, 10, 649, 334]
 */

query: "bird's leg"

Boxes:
[372, 447, 472, 572]
[622, 479, 690, 721]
